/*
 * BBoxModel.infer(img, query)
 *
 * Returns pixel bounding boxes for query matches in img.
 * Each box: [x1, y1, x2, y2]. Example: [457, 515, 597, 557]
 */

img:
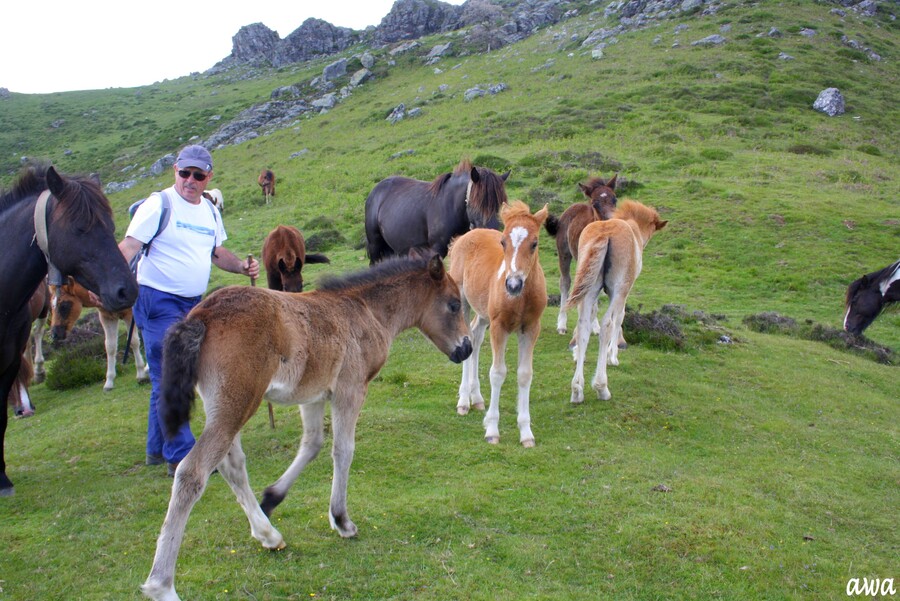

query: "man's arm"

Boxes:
[211, 246, 260, 280]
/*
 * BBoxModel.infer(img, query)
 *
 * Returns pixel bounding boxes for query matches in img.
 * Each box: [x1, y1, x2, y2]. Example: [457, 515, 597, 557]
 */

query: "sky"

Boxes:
[1, 0, 465, 95]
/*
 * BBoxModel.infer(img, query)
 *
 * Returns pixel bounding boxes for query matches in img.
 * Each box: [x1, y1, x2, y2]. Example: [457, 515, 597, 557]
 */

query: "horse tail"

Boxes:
[304, 253, 330, 265]
[160, 317, 206, 438]
[544, 213, 559, 237]
[565, 236, 610, 311]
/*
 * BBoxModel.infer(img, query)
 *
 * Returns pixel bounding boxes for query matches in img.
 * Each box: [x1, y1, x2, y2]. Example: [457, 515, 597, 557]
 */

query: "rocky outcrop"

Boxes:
[224, 19, 359, 68]
[374, 0, 463, 44]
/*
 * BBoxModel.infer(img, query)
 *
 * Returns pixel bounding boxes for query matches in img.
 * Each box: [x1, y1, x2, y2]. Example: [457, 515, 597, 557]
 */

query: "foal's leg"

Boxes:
[457, 314, 488, 415]
[483, 326, 509, 444]
[557, 253, 572, 334]
[261, 401, 326, 516]
[98, 312, 119, 391]
[515, 325, 540, 447]
[592, 292, 628, 401]
[142, 423, 236, 601]
[570, 286, 601, 404]
[329, 387, 366, 538]
[31, 317, 46, 384]
[218, 432, 285, 550]
[131, 325, 150, 384]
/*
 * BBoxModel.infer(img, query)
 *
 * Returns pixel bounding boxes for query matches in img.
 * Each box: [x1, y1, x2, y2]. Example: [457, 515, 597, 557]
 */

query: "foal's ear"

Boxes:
[578, 182, 590, 197]
[534, 204, 549, 226]
[470, 166, 481, 184]
[656, 220, 669, 231]
[501, 170, 510, 181]
[606, 173, 618, 190]
[46, 166, 65, 196]
[427, 254, 446, 281]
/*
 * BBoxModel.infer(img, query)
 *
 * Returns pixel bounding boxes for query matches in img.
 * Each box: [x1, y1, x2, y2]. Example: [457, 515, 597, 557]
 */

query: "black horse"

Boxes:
[364, 159, 509, 264]
[0, 164, 137, 496]
[844, 259, 900, 335]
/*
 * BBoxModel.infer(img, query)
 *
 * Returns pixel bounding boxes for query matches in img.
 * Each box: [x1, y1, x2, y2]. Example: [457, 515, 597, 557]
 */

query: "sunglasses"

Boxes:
[178, 169, 208, 182]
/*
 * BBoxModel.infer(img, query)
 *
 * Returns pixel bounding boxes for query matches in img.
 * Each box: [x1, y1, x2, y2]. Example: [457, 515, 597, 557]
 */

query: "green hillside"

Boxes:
[2, 1, 897, 599]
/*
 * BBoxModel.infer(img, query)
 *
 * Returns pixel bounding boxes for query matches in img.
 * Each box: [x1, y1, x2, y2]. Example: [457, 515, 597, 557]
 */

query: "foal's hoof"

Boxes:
[485, 435, 500, 445]
[521, 438, 535, 448]
[457, 405, 469, 416]
[0, 486, 14, 497]
[618, 342, 628, 350]
[557, 327, 567, 335]
[472, 402, 485, 412]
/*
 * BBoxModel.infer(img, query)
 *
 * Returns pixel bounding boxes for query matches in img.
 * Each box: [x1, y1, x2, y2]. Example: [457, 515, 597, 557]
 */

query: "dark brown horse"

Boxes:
[141, 256, 472, 601]
[844, 259, 900, 335]
[544, 175, 618, 335]
[261, 225, 330, 292]
[364, 158, 509, 263]
[0, 164, 137, 496]
[258, 169, 275, 203]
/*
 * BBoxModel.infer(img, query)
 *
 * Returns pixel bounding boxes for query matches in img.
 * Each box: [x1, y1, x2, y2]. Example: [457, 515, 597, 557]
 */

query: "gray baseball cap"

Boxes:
[176, 145, 213, 171]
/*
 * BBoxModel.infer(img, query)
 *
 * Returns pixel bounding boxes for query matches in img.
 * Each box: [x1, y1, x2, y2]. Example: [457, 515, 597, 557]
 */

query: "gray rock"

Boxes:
[350, 68, 371, 87]
[271, 85, 301, 100]
[361, 52, 375, 69]
[290, 149, 310, 159]
[389, 149, 416, 160]
[104, 180, 138, 195]
[778, 52, 795, 60]
[150, 154, 176, 176]
[387, 103, 406, 123]
[407, 107, 423, 118]
[691, 34, 726, 46]
[312, 93, 337, 110]
[322, 58, 348, 81]
[813, 88, 845, 116]
[0, 87, 10, 99]
[800, 28, 817, 37]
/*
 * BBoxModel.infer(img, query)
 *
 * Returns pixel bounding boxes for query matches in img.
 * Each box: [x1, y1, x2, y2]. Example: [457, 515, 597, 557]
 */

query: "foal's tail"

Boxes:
[160, 318, 207, 438]
[544, 213, 559, 237]
[565, 236, 610, 311]
[305, 253, 330, 265]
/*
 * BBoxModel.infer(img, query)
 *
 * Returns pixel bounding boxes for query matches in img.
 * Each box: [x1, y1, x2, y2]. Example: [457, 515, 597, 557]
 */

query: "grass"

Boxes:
[1, 0, 898, 599]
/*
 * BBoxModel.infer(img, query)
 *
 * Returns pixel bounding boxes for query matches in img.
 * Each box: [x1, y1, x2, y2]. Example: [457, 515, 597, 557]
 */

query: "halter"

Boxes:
[33, 190, 66, 286]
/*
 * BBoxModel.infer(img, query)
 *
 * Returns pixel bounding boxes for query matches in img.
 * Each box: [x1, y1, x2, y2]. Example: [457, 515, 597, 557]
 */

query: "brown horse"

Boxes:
[258, 169, 275, 203]
[141, 255, 472, 601]
[449, 201, 549, 447]
[545, 174, 618, 335]
[566, 201, 667, 403]
[49, 277, 149, 391]
[261, 225, 330, 292]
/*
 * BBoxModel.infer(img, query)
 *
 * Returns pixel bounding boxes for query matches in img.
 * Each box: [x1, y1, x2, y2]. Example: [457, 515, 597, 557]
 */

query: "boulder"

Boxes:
[813, 88, 845, 116]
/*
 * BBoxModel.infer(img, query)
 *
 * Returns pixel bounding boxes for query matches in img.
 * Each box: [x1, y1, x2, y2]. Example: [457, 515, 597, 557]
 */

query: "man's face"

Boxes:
[174, 165, 212, 202]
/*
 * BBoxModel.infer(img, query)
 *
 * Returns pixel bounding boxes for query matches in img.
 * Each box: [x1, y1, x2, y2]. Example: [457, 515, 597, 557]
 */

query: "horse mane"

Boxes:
[613, 200, 658, 223]
[426, 158, 474, 197]
[0, 163, 48, 213]
[501, 200, 533, 223]
[319, 256, 429, 292]
[0, 163, 112, 227]
[468, 165, 508, 225]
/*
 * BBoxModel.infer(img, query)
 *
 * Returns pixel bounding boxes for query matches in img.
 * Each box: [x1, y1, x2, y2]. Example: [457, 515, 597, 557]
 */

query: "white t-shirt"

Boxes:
[126, 186, 226, 297]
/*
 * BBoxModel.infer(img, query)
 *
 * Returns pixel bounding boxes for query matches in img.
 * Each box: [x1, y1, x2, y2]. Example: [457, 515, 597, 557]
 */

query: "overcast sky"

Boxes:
[1, 0, 465, 94]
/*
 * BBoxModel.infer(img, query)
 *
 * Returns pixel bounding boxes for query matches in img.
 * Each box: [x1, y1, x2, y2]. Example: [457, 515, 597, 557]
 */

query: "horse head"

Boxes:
[579, 174, 618, 220]
[417, 254, 472, 364]
[43, 167, 137, 312]
[498, 201, 548, 297]
[49, 278, 84, 342]
[466, 165, 510, 230]
[613, 200, 667, 248]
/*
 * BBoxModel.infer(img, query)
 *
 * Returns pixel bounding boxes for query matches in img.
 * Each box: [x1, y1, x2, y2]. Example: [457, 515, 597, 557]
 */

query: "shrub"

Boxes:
[45, 335, 106, 391]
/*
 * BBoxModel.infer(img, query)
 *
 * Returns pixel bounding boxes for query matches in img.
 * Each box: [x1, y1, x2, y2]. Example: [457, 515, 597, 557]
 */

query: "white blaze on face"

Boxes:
[881, 262, 900, 296]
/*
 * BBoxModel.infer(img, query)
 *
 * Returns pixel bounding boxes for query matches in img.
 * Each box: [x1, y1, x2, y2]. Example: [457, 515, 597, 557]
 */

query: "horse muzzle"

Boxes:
[450, 337, 473, 363]
[505, 274, 525, 297]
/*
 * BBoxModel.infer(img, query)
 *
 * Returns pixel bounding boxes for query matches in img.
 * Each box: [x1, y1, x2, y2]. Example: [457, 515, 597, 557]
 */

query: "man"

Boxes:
[119, 145, 259, 476]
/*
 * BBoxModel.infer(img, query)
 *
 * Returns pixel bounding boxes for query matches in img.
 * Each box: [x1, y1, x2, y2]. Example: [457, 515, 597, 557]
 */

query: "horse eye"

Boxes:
[531, 240, 538, 251]
[500, 239, 507, 249]
[448, 300, 461, 313]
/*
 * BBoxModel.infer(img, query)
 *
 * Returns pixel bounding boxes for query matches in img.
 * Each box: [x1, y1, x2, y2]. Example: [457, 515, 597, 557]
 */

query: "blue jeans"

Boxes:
[133, 285, 202, 464]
